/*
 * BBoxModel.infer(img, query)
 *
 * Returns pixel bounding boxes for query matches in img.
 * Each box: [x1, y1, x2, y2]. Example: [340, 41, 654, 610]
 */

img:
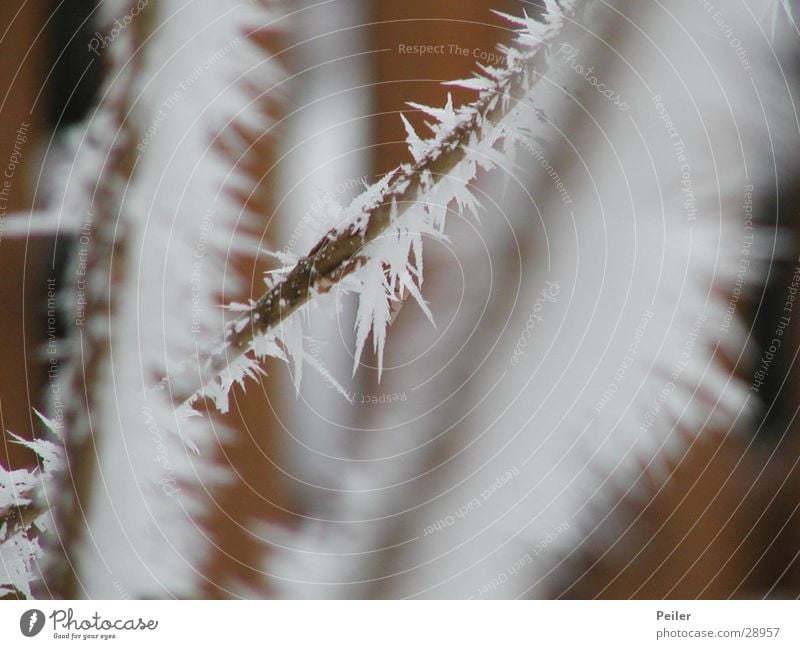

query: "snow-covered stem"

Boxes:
[2, 0, 289, 597]
[47, 1, 148, 598]
[60, 0, 288, 598]
[182, 1, 579, 397]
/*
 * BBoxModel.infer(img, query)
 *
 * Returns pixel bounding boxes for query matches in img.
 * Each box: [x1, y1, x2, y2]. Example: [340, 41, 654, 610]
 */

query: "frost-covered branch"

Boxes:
[43, 0, 149, 598]
[180, 1, 581, 407]
[58, 0, 287, 598]
[5, 0, 290, 598]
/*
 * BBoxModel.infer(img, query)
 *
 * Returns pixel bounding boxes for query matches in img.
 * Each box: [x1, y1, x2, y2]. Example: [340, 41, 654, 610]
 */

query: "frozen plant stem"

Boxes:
[186, 3, 578, 397]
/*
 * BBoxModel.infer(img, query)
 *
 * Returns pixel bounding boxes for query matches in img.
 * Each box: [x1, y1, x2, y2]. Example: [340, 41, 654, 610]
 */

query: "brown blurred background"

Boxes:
[2, 0, 799, 599]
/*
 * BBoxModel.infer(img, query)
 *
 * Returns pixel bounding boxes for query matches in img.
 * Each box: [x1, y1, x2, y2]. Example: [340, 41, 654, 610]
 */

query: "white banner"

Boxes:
[1, 600, 798, 647]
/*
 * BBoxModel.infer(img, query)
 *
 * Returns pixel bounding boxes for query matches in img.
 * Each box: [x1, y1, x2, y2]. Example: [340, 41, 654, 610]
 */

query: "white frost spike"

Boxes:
[400, 113, 427, 163]
[203, 354, 265, 415]
[222, 301, 256, 312]
[492, 9, 548, 41]
[251, 331, 287, 361]
[399, 270, 434, 327]
[352, 258, 392, 379]
[263, 249, 301, 267]
[9, 434, 64, 477]
[277, 315, 306, 394]
[407, 93, 460, 134]
[444, 76, 496, 92]
[1, 421, 63, 598]
[477, 63, 505, 80]
[348, 208, 442, 379]
[388, 197, 400, 227]
[32, 409, 63, 439]
[338, 169, 399, 235]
